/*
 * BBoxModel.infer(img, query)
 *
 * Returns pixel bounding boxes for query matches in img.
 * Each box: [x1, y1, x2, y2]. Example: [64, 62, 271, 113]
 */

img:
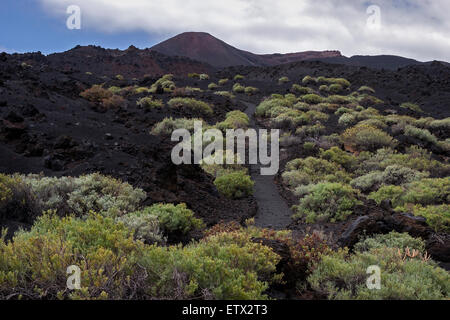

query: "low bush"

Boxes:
[136, 97, 164, 109]
[278, 76, 290, 84]
[214, 172, 254, 199]
[351, 165, 428, 192]
[354, 231, 426, 253]
[151, 117, 204, 136]
[80, 85, 112, 103]
[291, 84, 314, 95]
[308, 247, 449, 300]
[208, 83, 218, 90]
[151, 74, 176, 93]
[358, 86, 375, 94]
[214, 91, 235, 99]
[168, 98, 213, 116]
[329, 84, 344, 94]
[132, 203, 204, 236]
[401, 102, 423, 113]
[302, 76, 317, 85]
[117, 212, 165, 244]
[140, 230, 281, 300]
[216, 111, 249, 131]
[232, 83, 245, 93]
[234, 75, 245, 81]
[320, 147, 357, 171]
[341, 124, 396, 151]
[301, 94, 323, 105]
[101, 95, 127, 109]
[404, 125, 438, 146]
[21, 173, 146, 218]
[218, 78, 229, 86]
[292, 182, 361, 223]
[282, 157, 351, 189]
[368, 178, 450, 208]
[0, 213, 144, 300]
[402, 204, 450, 233]
[338, 113, 357, 127]
[199, 74, 209, 80]
[245, 86, 259, 95]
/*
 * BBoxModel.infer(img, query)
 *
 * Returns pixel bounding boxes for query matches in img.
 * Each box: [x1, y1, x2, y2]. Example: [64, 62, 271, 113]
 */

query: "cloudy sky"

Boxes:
[1, 0, 449, 62]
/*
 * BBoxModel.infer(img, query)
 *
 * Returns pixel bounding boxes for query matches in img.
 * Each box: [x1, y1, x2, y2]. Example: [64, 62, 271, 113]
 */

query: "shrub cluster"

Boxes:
[168, 98, 213, 116]
[214, 171, 254, 199]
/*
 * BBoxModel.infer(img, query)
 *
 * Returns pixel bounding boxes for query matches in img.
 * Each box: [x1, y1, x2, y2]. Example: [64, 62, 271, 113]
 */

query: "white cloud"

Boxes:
[39, 0, 450, 61]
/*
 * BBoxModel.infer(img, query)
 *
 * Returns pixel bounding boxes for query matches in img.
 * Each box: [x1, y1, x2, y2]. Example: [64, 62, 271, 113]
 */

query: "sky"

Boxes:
[1, 0, 449, 62]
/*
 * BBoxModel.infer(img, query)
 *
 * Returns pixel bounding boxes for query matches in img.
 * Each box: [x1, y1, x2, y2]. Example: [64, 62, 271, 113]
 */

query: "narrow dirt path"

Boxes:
[241, 101, 292, 229]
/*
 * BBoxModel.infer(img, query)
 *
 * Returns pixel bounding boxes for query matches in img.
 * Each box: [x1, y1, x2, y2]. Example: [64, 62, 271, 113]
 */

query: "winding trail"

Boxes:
[241, 101, 292, 229]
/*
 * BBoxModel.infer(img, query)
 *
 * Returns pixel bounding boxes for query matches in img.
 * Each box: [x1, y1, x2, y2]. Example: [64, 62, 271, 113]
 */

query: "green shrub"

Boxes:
[404, 125, 438, 145]
[21, 173, 146, 218]
[342, 125, 396, 151]
[216, 110, 249, 130]
[115, 74, 124, 81]
[199, 74, 209, 80]
[218, 78, 229, 86]
[358, 118, 387, 130]
[108, 86, 122, 94]
[403, 204, 450, 232]
[338, 113, 357, 127]
[358, 86, 375, 94]
[136, 97, 164, 109]
[350, 171, 385, 192]
[278, 76, 290, 84]
[214, 172, 254, 199]
[401, 178, 450, 206]
[133, 203, 204, 235]
[308, 247, 449, 300]
[368, 185, 405, 207]
[117, 212, 165, 244]
[245, 86, 259, 95]
[329, 84, 344, 94]
[283, 157, 351, 189]
[234, 75, 245, 81]
[320, 147, 358, 171]
[302, 76, 317, 85]
[151, 117, 204, 135]
[208, 83, 218, 90]
[0, 174, 39, 223]
[188, 73, 200, 79]
[232, 83, 245, 93]
[319, 85, 329, 93]
[301, 94, 323, 104]
[292, 182, 361, 223]
[354, 231, 426, 253]
[214, 91, 235, 99]
[151, 74, 175, 93]
[291, 84, 314, 95]
[326, 95, 352, 104]
[255, 98, 291, 117]
[168, 98, 213, 116]
[295, 124, 326, 138]
[355, 147, 450, 175]
[401, 102, 423, 113]
[140, 230, 280, 300]
[0, 213, 144, 300]
[429, 118, 450, 131]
